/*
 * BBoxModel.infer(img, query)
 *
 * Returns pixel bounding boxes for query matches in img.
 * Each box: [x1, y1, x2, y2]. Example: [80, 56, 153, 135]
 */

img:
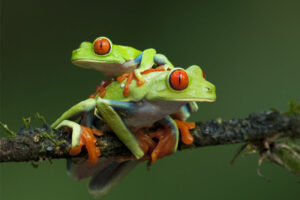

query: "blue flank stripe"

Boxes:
[163, 116, 178, 136]
[102, 99, 136, 114]
[134, 53, 143, 63]
[182, 105, 191, 119]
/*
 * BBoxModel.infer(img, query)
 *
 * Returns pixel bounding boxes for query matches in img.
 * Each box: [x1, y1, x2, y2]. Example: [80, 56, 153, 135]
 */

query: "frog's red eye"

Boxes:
[94, 38, 111, 55]
[169, 69, 189, 91]
[202, 69, 206, 79]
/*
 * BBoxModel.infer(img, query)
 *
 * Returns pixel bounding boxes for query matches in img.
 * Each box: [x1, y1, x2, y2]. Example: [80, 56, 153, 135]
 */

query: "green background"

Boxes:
[1, 0, 300, 199]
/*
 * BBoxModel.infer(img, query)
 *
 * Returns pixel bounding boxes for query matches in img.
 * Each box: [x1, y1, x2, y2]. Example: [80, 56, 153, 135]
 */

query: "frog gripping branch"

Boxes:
[1, 35, 300, 199]
[49, 36, 216, 198]
[52, 65, 216, 161]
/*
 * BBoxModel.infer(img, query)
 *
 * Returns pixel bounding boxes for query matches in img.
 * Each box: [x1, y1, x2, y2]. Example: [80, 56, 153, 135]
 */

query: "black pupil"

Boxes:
[178, 74, 181, 84]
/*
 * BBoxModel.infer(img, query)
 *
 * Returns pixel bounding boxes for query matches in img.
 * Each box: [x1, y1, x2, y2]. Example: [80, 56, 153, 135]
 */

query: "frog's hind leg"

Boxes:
[89, 80, 113, 98]
[67, 156, 138, 198]
[154, 53, 174, 69]
[133, 48, 156, 86]
[88, 160, 139, 198]
[52, 98, 101, 166]
[150, 115, 179, 163]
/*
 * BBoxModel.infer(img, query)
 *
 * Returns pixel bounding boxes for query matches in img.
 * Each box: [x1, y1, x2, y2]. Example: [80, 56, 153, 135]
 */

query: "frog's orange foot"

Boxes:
[89, 80, 113, 98]
[149, 128, 177, 163]
[134, 65, 167, 88]
[133, 65, 168, 88]
[123, 72, 134, 97]
[115, 66, 168, 97]
[133, 73, 146, 87]
[141, 65, 166, 74]
[174, 120, 195, 145]
[134, 130, 156, 161]
[116, 72, 146, 97]
[116, 73, 129, 83]
[69, 126, 103, 166]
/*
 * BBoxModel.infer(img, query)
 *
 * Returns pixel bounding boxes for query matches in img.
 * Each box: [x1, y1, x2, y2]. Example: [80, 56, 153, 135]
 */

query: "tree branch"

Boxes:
[0, 110, 299, 164]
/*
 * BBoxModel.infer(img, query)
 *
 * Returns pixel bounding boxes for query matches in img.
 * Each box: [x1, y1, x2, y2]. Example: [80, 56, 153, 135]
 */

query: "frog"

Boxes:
[51, 65, 215, 197]
[72, 36, 174, 97]
[52, 64, 215, 162]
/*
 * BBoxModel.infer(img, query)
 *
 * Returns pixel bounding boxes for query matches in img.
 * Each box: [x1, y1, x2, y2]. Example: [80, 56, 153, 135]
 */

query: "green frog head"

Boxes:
[104, 65, 216, 102]
[71, 36, 141, 77]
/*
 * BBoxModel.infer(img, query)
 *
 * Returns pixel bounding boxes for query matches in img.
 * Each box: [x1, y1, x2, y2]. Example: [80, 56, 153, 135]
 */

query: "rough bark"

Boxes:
[0, 110, 299, 163]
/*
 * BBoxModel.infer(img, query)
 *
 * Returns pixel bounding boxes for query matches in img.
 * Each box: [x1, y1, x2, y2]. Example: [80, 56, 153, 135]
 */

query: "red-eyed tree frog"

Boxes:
[51, 65, 216, 198]
[72, 36, 174, 97]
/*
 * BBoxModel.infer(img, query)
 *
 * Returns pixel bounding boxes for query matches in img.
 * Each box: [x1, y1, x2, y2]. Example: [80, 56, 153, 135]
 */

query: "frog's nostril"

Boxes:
[206, 87, 213, 93]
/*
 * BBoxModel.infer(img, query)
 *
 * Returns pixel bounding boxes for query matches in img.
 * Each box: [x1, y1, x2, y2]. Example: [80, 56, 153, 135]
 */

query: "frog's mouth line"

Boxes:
[164, 99, 216, 102]
[72, 59, 137, 68]
[72, 59, 114, 65]
[72, 59, 127, 71]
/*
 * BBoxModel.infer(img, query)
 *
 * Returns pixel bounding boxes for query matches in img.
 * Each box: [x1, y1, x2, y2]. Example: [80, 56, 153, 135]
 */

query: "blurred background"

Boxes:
[1, 0, 300, 199]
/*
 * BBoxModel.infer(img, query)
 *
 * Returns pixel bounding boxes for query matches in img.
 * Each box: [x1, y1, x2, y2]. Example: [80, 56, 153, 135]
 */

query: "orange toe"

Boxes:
[116, 66, 168, 97]
[69, 144, 83, 156]
[91, 128, 104, 136]
[150, 128, 176, 163]
[133, 72, 146, 87]
[123, 72, 134, 97]
[174, 120, 195, 145]
[135, 130, 156, 157]
[89, 80, 113, 98]
[141, 65, 166, 74]
[69, 126, 103, 166]
[134, 128, 178, 163]
[117, 73, 129, 82]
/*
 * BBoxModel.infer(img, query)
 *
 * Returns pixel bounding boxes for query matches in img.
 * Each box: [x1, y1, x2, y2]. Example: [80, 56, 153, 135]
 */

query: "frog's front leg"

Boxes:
[117, 50, 174, 97]
[56, 120, 103, 165]
[52, 98, 102, 165]
[51, 98, 97, 128]
[96, 98, 145, 159]
[133, 50, 174, 85]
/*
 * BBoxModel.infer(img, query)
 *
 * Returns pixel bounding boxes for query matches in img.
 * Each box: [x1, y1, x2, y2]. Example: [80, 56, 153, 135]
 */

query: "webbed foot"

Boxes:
[69, 125, 103, 166]
[116, 72, 145, 97]
[134, 116, 180, 163]
[56, 120, 103, 166]
[174, 120, 195, 145]
[134, 128, 176, 163]
[141, 65, 166, 74]
[116, 66, 168, 97]
[90, 80, 113, 98]
[134, 130, 156, 161]
[149, 128, 177, 163]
